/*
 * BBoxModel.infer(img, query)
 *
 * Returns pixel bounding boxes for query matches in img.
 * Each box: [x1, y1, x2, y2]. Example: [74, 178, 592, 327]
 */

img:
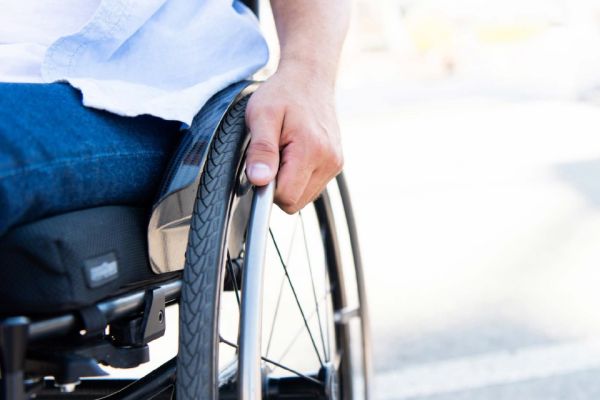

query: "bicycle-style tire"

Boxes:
[177, 95, 370, 399]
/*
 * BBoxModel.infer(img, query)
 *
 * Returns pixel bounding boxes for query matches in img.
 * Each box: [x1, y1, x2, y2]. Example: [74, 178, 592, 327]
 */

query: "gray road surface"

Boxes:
[339, 83, 600, 399]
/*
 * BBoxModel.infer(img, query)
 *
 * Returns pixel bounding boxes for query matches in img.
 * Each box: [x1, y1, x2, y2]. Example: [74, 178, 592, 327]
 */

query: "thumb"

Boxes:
[245, 104, 282, 186]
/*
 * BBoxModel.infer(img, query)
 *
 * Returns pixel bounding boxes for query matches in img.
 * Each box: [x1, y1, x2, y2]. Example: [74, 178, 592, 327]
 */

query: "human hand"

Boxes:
[244, 64, 343, 214]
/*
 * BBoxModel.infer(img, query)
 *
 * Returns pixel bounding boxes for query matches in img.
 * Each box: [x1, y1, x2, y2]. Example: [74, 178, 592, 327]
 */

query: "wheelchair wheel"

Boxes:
[177, 96, 371, 399]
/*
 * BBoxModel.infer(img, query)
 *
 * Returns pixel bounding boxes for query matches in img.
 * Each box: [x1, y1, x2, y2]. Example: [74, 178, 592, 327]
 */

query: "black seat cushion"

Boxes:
[0, 206, 178, 315]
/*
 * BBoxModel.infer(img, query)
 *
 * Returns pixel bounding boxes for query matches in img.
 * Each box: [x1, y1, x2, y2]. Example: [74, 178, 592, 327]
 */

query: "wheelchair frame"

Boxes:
[0, 173, 368, 400]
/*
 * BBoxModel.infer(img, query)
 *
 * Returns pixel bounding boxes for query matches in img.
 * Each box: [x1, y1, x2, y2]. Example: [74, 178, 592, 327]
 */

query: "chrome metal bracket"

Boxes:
[148, 81, 259, 274]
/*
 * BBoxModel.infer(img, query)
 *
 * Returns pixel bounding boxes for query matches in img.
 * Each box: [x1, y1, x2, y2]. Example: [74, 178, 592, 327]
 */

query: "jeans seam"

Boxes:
[0, 151, 166, 180]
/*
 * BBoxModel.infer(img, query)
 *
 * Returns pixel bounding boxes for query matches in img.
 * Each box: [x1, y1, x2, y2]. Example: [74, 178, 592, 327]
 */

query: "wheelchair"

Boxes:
[0, 4, 371, 399]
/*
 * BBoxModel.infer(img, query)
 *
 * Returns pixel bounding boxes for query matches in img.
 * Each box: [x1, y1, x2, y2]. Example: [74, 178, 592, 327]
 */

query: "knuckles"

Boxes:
[331, 150, 344, 173]
[287, 126, 343, 174]
[246, 99, 282, 125]
[309, 132, 344, 174]
[276, 194, 301, 214]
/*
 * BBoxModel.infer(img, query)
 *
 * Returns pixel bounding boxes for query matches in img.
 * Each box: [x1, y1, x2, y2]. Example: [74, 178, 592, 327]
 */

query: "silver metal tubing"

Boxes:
[336, 172, 373, 399]
[28, 279, 182, 341]
[238, 181, 275, 400]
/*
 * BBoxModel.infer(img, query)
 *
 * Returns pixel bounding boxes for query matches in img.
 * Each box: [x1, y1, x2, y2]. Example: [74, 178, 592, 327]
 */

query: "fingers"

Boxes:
[275, 138, 343, 214]
[245, 101, 283, 186]
[275, 143, 313, 213]
[244, 77, 344, 213]
[287, 165, 340, 213]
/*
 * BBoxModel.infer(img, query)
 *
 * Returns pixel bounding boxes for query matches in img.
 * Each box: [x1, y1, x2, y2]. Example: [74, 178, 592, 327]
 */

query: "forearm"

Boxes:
[270, 0, 351, 88]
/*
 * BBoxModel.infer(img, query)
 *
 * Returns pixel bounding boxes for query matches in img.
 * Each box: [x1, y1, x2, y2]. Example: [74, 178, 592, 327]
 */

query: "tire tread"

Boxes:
[177, 97, 249, 399]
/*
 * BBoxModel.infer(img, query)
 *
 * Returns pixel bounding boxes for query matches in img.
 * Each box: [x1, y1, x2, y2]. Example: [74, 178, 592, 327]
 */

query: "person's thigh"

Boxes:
[0, 83, 183, 235]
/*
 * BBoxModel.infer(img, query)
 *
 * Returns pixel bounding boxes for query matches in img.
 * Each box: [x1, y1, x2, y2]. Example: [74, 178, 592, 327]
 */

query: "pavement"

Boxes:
[338, 81, 600, 399]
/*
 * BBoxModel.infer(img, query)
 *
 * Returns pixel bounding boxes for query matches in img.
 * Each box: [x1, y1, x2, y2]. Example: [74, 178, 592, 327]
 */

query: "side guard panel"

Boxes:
[148, 81, 258, 274]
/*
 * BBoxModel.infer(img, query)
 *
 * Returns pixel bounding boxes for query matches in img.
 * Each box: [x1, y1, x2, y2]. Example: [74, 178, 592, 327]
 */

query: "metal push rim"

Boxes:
[219, 173, 369, 399]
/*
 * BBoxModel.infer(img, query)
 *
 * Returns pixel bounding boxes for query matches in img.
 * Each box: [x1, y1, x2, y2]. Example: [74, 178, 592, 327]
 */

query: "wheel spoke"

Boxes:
[265, 215, 300, 358]
[299, 210, 329, 362]
[269, 228, 324, 366]
[276, 287, 333, 366]
[323, 257, 333, 366]
[220, 337, 323, 386]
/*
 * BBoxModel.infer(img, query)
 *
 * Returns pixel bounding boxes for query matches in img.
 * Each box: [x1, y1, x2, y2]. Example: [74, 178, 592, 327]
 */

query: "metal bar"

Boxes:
[35, 361, 174, 399]
[96, 357, 176, 400]
[35, 379, 134, 398]
[238, 181, 275, 400]
[336, 172, 373, 399]
[221, 337, 322, 386]
[264, 376, 324, 399]
[313, 191, 351, 392]
[28, 279, 182, 342]
[0, 317, 29, 400]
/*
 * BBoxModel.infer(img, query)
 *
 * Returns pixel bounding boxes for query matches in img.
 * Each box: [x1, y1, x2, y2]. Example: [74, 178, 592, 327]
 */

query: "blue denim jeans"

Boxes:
[0, 83, 183, 236]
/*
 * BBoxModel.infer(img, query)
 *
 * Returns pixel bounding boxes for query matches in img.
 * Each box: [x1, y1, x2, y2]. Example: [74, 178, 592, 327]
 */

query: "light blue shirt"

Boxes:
[41, 0, 268, 125]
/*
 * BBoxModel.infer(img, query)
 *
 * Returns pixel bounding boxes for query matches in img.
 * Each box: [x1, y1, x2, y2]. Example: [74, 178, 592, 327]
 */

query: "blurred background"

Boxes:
[116, 1, 600, 398]
[326, 0, 600, 399]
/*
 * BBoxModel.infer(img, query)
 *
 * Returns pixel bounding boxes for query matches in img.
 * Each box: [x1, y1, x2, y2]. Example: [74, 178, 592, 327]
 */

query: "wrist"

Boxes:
[276, 55, 338, 91]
